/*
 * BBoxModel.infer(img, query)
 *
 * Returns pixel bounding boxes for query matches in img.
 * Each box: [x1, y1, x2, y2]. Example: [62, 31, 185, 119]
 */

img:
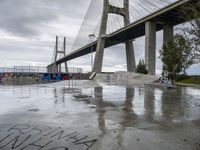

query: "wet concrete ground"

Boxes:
[0, 81, 199, 150]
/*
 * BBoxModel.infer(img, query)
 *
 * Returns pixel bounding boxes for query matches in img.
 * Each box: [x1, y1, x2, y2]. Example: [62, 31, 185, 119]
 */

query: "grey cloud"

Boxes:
[0, 0, 90, 37]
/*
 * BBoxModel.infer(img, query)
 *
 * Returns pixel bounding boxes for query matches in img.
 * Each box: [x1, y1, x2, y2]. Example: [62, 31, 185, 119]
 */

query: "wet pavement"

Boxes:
[0, 81, 200, 150]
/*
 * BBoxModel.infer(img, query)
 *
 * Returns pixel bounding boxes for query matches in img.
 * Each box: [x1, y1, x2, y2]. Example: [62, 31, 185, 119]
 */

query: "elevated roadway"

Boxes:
[49, 0, 199, 67]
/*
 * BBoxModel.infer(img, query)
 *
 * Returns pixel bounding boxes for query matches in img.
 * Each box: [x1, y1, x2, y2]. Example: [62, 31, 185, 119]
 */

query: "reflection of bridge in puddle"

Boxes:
[53, 88, 82, 107]
[61, 86, 196, 149]
[11, 85, 195, 127]
[12, 85, 48, 99]
[60, 86, 190, 128]
[1, 84, 199, 149]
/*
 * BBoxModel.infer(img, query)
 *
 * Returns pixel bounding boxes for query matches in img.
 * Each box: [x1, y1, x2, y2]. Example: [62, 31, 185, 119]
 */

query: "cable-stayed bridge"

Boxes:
[47, 0, 200, 75]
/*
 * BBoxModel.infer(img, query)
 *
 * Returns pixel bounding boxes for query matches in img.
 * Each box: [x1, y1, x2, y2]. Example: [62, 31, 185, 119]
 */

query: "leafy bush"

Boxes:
[136, 59, 148, 74]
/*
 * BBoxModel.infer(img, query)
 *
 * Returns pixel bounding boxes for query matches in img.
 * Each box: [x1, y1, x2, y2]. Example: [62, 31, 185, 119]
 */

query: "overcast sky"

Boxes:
[0, 0, 199, 74]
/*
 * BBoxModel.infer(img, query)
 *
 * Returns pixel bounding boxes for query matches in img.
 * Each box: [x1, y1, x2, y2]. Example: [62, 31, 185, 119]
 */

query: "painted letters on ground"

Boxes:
[0, 124, 97, 150]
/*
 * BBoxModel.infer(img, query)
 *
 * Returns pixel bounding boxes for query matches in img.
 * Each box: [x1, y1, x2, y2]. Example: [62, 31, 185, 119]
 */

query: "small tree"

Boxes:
[160, 2, 200, 79]
[136, 59, 148, 74]
[160, 40, 180, 79]
[182, 1, 200, 60]
[160, 34, 197, 80]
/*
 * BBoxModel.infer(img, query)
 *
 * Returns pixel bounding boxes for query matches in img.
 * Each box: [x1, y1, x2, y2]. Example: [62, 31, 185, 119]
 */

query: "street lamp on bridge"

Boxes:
[88, 34, 96, 72]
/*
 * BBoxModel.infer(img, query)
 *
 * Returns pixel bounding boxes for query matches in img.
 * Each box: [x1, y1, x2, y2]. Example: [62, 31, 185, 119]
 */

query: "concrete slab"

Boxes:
[0, 80, 199, 150]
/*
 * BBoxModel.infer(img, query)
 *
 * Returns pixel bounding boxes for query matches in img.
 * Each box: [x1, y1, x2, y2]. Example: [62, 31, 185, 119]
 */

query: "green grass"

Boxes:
[178, 77, 200, 85]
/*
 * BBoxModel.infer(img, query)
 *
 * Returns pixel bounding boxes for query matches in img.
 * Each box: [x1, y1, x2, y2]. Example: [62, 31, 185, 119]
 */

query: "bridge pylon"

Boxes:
[48, 36, 68, 73]
[93, 0, 136, 73]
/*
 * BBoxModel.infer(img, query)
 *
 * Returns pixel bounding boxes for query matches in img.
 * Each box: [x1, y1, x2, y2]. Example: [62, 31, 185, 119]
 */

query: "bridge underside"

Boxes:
[49, 0, 199, 73]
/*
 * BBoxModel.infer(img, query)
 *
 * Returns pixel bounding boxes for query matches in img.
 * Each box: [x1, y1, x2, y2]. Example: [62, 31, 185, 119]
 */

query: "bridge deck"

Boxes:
[51, 0, 198, 66]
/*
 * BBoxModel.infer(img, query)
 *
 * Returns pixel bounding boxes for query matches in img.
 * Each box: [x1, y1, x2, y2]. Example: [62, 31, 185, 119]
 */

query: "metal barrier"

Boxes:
[0, 66, 83, 73]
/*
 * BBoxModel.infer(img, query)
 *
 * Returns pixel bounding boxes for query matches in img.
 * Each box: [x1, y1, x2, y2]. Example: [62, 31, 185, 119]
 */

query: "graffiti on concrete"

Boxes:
[0, 73, 82, 83]
[0, 124, 97, 150]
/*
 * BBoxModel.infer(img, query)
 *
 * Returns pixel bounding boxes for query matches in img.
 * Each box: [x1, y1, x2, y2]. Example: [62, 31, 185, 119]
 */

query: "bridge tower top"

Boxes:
[49, 36, 68, 73]
[99, 0, 131, 36]
[93, 0, 136, 73]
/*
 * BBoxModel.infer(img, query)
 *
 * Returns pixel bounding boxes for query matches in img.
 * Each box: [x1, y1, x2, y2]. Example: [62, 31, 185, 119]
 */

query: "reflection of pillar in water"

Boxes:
[28, 87, 30, 97]
[144, 88, 155, 121]
[13, 85, 15, 94]
[53, 88, 58, 106]
[123, 88, 134, 111]
[61, 88, 66, 107]
[68, 79, 70, 89]
[121, 88, 139, 126]
[94, 87, 105, 133]
[118, 88, 136, 146]
[53, 88, 66, 107]
[94, 87, 103, 99]
[44, 87, 47, 95]
[161, 89, 183, 122]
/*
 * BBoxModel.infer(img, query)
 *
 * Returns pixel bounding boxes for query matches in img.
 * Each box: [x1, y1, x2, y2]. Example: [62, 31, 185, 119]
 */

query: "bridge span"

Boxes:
[48, 0, 199, 75]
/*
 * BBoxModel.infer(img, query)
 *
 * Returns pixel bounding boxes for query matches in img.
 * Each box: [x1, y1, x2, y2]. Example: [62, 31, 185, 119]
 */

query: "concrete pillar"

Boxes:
[47, 66, 49, 73]
[63, 37, 68, 73]
[124, 0, 136, 72]
[163, 25, 174, 76]
[51, 65, 53, 73]
[52, 36, 59, 73]
[54, 36, 58, 62]
[93, 0, 136, 73]
[64, 62, 68, 73]
[92, 0, 109, 73]
[125, 41, 136, 72]
[47, 66, 52, 73]
[52, 63, 58, 73]
[163, 25, 174, 46]
[145, 21, 156, 75]
[58, 64, 61, 73]
[50, 66, 53, 73]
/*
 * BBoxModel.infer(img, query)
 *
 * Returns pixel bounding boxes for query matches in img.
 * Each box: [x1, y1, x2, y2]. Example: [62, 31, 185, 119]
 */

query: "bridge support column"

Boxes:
[124, 0, 136, 72]
[50, 36, 68, 73]
[93, 0, 136, 73]
[162, 25, 174, 76]
[47, 66, 50, 73]
[58, 64, 62, 73]
[145, 21, 156, 75]
[52, 63, 58, 73]
[63, 37, 68, 73]
[50, 65, 53, 73]
[125, 41, 136, 72]
[93, 0, 109, 73]
[163, 25, 174, 46]
[64, 62, 68, 73]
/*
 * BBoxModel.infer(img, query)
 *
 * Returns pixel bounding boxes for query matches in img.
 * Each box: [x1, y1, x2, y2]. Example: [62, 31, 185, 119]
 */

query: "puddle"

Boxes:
[0, 81, 199, 150]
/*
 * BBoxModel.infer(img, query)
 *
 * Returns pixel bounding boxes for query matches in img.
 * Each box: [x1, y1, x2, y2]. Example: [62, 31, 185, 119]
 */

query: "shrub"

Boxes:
[136, 59, 148, 74]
